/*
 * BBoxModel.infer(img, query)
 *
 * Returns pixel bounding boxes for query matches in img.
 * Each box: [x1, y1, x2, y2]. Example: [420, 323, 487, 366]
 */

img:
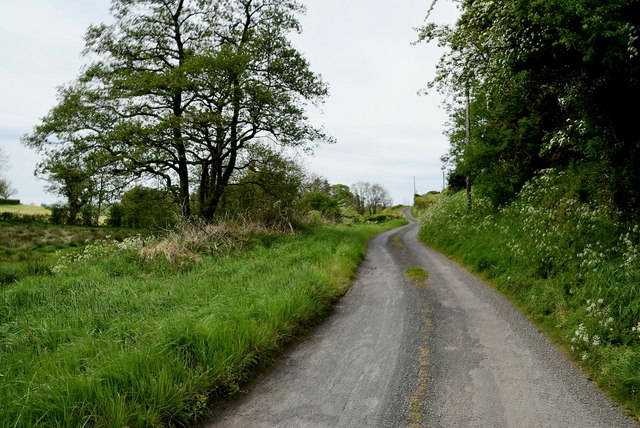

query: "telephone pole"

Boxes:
[465, 88, 472, 211]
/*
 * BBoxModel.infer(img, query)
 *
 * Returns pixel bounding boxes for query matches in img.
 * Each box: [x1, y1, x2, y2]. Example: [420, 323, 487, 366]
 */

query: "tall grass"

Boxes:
[0, 222, 135, 286]
[0, 219, 405, 427]
[416, 169, 640, 418]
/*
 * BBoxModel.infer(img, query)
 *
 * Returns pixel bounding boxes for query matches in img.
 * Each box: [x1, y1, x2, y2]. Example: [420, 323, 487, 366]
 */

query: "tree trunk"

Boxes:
[175, 137, 191, 217]
[68, 197, 79, 225]
[172, 1, 190, 218]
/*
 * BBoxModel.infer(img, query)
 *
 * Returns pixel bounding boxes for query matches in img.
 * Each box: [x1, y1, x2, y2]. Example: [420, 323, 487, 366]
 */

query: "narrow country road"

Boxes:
[205, 210, 637, 427]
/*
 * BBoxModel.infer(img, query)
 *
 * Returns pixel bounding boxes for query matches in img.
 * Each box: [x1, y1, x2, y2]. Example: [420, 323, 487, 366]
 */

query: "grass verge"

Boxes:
[0, 219, 405, 427]
[415, 170, 640, 420]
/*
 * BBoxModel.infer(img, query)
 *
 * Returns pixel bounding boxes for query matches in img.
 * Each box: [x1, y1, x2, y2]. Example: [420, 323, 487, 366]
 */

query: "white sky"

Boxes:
[0, 0, 459, 206]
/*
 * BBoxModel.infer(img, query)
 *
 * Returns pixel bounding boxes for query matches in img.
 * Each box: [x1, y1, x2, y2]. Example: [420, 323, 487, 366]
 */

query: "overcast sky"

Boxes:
[0, 0, 459, 206]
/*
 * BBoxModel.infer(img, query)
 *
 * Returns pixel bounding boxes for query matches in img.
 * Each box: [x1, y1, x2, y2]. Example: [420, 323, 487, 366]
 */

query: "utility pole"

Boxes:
[465, 87, 472, 211]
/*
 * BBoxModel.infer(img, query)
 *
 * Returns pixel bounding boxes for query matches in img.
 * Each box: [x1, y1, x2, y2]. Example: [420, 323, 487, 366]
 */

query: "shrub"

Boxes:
[47, 203, 69, 225]
[120, 186, 179, 229]
[0, 199, 20, 205]
[365, 213, 393, 223]
[107, 203, 124, 227]
[0, 212, 50, 224]
[299, 192, 340, 221]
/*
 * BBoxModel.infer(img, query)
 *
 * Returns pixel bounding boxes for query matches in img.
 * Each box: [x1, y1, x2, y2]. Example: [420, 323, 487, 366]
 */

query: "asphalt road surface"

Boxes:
[205, 210, 637, 427]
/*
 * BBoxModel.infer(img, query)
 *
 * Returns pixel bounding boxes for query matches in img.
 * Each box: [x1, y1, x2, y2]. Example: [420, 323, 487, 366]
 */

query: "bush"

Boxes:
[0, 212, 50, 224]
[365, 213, 393, 223]
[107, 203, 124, 227]
[120, 186, 179, 229]
[0, 199, 20, 205]
[47, 203, 69, 225]
[299, 192, 340, 222]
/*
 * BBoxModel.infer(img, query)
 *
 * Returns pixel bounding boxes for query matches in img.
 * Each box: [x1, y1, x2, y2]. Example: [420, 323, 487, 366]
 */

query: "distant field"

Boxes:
[0, 204, 51, 215]
[0, 204, 111, 224]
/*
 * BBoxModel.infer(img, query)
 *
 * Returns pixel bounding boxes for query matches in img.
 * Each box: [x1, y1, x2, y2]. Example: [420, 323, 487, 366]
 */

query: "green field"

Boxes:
[0, 204, 51, 215]
[0, 219, 406, 426]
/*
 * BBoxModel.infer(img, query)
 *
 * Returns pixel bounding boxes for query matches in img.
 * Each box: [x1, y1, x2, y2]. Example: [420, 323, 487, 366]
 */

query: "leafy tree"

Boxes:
[24, 0, 331, 221]
[302, 173, 332, 194]
[107, 203, 124, 227]
[329, 184, 354, 203]
[419, 0, 640, 214]
[217, 150, 304, 228]
[36, 149, 116, 225]
[299, 192, 340, 221]
[119, 186, 178, 229]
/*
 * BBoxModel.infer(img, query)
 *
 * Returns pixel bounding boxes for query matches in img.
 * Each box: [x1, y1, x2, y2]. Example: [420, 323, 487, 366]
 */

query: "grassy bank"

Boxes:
[0, 219, 405, 427]
[415, 169, 640, 418]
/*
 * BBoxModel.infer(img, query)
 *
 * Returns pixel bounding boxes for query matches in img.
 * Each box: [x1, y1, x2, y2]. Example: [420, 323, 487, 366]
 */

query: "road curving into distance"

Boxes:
[204, 210, 637, 427]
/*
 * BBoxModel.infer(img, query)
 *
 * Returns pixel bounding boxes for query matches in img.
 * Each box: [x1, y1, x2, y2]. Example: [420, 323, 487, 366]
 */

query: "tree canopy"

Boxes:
[24, 0, 331, 221]
[419, 0, 640, 215]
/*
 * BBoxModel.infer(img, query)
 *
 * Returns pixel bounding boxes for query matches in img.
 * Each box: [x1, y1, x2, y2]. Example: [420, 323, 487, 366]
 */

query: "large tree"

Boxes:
[24, 0, 330, 220]
[419, 0, 640, 214]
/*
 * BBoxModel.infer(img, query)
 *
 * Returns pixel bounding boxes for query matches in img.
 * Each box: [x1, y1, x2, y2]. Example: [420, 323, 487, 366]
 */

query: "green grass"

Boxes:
[412, 192, 443, 214]
[415, 169, 640, 419]
[405, 266, 429, 282]
[0, 219, 405, 427]
[0, 222, 136, 286]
